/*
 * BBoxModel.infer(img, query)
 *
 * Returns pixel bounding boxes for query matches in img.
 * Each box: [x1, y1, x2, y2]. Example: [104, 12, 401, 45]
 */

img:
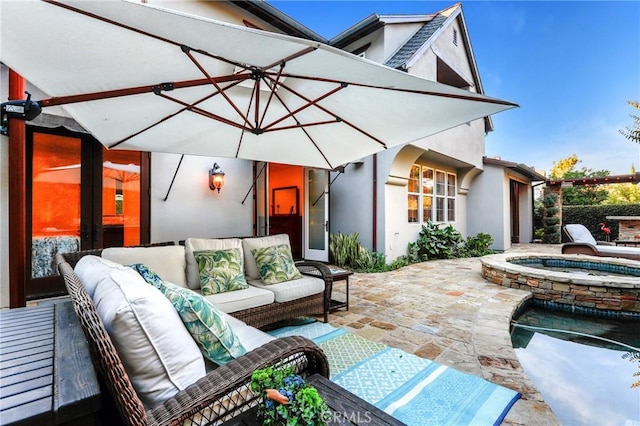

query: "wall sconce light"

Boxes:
[209, 163, 225, 193]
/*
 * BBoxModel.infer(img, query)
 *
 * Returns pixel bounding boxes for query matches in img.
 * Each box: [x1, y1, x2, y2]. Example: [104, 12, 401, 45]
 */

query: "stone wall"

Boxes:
[481, 254, 640, 314]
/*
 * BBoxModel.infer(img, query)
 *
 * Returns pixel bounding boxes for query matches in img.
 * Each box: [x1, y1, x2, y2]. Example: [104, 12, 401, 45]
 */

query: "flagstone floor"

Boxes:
[323, 243, 562, 426]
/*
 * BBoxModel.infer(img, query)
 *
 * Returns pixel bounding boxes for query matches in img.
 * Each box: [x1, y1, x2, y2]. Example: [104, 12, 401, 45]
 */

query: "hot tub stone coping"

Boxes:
[481, 253, 640, 289]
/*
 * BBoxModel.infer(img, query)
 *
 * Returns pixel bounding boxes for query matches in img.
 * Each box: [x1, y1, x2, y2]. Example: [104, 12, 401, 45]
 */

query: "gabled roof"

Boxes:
[385, 13, 448, 70]
[329, 3, 495, 133]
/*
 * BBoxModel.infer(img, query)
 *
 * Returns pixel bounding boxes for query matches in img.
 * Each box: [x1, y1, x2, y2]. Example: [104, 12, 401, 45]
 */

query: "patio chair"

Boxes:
[561, 224, 640, 260]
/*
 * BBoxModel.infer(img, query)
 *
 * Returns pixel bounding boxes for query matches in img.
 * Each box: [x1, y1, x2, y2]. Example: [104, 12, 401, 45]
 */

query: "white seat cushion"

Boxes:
[247, 275, 324, 303]
[200, 286, 274, 313]
[101, 245, 188, 288]
[241, 234, 291, 280]
[564, 224, 597, 245]
[92, 267, 205, 408]
[596, 245, 640, 256]
[185, 238, 243, 290]
[223, 312, 275, 352]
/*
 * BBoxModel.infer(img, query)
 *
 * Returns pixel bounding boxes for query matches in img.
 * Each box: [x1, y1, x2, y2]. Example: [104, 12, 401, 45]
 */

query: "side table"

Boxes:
[298, 264, 353, 313]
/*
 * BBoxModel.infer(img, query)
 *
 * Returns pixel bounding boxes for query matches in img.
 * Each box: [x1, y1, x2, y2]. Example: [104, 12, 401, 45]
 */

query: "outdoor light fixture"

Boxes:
[209, 163, 225, 193]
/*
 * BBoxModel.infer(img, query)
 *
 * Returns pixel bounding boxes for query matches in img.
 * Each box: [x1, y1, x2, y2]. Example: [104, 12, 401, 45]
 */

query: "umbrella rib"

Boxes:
[235, 85, 258, 158]
[109, 81, 248, 148]
[156, 93, 253, 131]
[262, 75, 347, 131]
[257, 64, 286, 131]
[266, 77, 388, 148]
[182, 47, 254, 130]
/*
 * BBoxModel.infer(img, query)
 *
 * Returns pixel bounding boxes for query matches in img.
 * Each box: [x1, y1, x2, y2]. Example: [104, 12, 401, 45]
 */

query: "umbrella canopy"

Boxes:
[1, 0, 517, 169]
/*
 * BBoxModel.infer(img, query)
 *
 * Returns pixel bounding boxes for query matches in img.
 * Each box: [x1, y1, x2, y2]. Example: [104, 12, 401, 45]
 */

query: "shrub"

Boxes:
[407, 221, 464, 261]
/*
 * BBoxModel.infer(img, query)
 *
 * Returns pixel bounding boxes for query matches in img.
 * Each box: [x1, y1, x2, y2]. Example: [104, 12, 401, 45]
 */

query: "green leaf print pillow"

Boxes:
[251, 244, 302, 285]
[194, 248, 249, 295]
[128, 263, 246, 364]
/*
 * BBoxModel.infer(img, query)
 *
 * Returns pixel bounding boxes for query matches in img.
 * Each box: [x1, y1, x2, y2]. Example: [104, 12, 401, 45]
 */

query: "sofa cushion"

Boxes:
[92, 267, 205, 408]
[194, 249, 250, 295]
[200, 286, 274, 314]
[185, 238, 243, 290]
[251, 243, 302, 284]
[242, 234, 291, 280]
[74, 255, 132, 298]
[223, 312, 275, 352]
[130, 264, 247, 365]
[247, 275, 324, 303]
[101, 245, 188, 288]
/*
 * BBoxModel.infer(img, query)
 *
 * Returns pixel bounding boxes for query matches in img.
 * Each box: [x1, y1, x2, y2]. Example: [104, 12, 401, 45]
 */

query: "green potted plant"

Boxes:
[250, 366, 329, 425]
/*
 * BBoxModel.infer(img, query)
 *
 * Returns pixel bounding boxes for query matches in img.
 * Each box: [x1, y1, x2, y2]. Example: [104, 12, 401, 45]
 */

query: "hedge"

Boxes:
[562, 204, 640, 242]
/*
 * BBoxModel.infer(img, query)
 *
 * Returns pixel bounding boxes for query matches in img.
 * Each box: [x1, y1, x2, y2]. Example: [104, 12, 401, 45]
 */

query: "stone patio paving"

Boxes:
[324, 243, 562, 425]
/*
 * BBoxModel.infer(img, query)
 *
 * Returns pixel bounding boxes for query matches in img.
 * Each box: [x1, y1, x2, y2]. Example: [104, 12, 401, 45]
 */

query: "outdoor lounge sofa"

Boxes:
[561, 224, 640, 260]
[55, 235, 332, 425]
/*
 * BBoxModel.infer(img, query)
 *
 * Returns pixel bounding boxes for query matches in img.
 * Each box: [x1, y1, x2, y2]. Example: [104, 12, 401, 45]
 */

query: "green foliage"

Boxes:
[603, 183, 640, 204]
[407, 221, 464, 261]
[561, 204, 640, 241]
[251, 367, 329, 426]
[457, 233, 495, 257]
[329, 232, 401, 272]
[619, 100, 640, 144]
[548, 154, 611, 206]
[541, 192, 561, 244]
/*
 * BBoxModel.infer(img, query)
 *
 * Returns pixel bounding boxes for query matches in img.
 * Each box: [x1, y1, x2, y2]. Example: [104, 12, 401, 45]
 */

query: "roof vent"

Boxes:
[453, 29, 458, 46]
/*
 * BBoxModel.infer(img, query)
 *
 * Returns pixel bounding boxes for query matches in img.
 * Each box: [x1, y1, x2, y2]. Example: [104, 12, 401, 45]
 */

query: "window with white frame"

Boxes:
[407, 164, 456, 223]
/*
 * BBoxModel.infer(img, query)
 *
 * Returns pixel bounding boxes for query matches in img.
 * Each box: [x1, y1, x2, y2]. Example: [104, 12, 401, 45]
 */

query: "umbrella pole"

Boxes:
[162, 155, 184, 201]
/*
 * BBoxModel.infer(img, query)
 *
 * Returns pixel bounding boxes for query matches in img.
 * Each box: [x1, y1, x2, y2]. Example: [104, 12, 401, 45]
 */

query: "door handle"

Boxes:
[92, 223, 100, 243]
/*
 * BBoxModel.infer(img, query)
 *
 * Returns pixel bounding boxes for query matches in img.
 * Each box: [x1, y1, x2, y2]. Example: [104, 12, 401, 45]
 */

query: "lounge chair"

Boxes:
[561, 224, 640, 260]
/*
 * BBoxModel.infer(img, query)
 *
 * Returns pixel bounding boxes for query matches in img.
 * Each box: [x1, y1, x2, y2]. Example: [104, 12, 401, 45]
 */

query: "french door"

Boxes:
[304, 168, 329, 261]
[26, 127, 149, 299]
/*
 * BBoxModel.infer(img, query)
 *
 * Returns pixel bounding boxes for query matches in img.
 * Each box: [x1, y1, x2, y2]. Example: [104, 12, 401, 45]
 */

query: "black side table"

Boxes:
[297, 264, 353, 313]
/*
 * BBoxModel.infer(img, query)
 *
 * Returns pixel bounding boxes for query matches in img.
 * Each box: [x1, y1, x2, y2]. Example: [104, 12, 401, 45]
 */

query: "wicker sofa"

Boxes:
[55, 239, 331, 425]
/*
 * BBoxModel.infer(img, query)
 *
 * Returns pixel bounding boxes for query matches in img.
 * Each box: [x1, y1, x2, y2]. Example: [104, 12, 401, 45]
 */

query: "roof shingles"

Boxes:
[384, 14, 447, 70]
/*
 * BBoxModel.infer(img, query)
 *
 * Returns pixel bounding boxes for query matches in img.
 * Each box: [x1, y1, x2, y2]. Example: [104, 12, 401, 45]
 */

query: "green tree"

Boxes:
[620, 100, 640, 143]
[549, 155, 610, 205]
[603, 183, 640, 204]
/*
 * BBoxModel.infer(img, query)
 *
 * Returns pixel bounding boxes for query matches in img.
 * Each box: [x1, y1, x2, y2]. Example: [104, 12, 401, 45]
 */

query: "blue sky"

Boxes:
[269, 1, 640, 176]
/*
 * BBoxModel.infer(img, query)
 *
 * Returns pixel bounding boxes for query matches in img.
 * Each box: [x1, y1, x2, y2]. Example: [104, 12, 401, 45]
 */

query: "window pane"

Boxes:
[448, 198, 456, 222]
[103, 150, 141, 247]
[422, 195, 432, 222]
[422, 167, 434, 194]
[436, 197, 445, 222]
[31, 133, 81, 278]
[436, 171, 446, 196]
[408, 194, 419, 223]
[447, 173, 456, 196]
[408, 165, 420, 193]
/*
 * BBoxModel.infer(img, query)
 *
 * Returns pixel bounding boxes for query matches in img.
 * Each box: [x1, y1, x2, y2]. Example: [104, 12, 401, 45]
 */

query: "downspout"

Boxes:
[8, 70, 27, 307]
[372, 154, 377, 252]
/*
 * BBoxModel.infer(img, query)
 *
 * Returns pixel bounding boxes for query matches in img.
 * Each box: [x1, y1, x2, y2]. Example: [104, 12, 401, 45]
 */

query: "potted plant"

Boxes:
[250, 366, 329, 425]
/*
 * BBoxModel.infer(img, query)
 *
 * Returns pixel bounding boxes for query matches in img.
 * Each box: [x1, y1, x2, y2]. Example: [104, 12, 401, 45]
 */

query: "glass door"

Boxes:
[304, 168, 329, 261]
[27, 127, 148, 300]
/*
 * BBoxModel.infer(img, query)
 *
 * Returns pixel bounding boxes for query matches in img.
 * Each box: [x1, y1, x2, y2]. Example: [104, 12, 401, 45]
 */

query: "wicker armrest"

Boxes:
[147, 336, 329, 425]
[296, 261, 333, 320]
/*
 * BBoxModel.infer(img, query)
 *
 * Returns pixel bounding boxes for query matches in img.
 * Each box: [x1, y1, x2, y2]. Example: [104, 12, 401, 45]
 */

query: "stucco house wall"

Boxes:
[467, 164, 509, 250]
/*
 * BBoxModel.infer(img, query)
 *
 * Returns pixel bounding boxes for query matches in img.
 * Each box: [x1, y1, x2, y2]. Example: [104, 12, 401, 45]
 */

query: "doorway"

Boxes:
[254, 163, 329, 261]
[26, 127, 149, 299]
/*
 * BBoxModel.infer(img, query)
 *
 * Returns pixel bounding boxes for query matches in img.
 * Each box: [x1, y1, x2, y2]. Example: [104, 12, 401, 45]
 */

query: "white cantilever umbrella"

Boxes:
[1, 0, 517, 169]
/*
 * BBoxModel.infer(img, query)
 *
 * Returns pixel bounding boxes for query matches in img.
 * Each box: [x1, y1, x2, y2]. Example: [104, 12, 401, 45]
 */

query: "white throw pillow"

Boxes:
[92, 267, 205, 408]
[241, 234, 291, 280]
[185, 238, 243, 290]
[102, 245, 188, 288]
[74, 255, 131, 298]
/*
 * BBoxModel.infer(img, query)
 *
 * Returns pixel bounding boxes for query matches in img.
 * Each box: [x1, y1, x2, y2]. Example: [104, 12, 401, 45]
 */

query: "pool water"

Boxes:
[511, 305, 640, 425]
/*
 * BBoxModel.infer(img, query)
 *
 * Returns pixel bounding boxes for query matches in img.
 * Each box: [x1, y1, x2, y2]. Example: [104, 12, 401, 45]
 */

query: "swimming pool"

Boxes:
[511, 303, 640, 425]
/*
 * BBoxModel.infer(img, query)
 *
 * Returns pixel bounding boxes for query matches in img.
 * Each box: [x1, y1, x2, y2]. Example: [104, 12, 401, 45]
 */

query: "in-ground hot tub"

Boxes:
[481, 253, 640, 314]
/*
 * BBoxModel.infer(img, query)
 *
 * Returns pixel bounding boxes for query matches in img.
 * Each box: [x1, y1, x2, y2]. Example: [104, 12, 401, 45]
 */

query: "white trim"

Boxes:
[404, 7, 462, 69]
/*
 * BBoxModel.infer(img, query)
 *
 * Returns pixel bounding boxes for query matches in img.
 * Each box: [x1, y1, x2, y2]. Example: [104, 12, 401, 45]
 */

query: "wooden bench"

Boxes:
[0, 299, 101, 425]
